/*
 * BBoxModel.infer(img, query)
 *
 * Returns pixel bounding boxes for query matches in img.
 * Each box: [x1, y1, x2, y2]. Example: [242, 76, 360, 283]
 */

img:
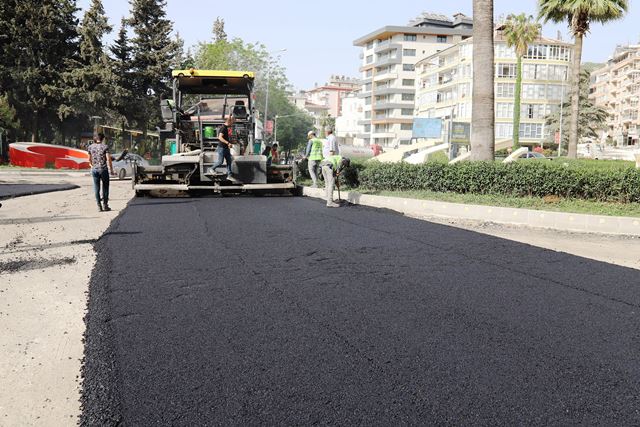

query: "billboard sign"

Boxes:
[450, 122, 471, 144]
[412, 118, 442, 139]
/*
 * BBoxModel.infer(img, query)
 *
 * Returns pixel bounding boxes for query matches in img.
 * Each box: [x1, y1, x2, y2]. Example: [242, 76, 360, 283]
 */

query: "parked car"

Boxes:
[111, 152, 149, 180]
[520, 152, 550, 160]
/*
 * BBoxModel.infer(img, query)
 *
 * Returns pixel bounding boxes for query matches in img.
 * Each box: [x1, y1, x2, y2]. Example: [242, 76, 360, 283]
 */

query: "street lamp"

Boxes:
[90, 116, 102, 139]
[263, 48, 287, 139]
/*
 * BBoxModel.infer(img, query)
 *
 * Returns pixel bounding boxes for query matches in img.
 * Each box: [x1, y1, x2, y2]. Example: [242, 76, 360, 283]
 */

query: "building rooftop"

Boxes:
[353, 12, 473, 46]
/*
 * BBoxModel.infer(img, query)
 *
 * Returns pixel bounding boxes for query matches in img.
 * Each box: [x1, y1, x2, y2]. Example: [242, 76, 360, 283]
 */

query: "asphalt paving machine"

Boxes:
[132, 69, 298, 196]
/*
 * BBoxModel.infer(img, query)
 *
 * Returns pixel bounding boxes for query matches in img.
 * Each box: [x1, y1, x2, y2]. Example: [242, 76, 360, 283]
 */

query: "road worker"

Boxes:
[320, 155, 350, 208]
[305, 130, 323, 187]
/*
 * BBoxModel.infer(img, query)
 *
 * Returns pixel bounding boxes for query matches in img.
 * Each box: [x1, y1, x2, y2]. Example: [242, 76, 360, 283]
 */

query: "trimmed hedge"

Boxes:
[358, 161, 640, 203]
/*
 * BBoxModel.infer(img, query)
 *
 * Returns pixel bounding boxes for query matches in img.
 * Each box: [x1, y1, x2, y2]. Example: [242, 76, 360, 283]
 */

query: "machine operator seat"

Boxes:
[232, 100, 248, 120]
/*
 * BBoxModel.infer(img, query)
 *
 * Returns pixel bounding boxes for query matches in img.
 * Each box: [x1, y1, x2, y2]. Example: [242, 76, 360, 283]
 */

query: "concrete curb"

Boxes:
[302, 186, 640, 237]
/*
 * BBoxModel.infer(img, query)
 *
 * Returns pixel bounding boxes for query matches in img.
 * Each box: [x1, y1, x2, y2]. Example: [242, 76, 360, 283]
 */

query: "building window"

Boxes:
[366, 41, 373, 50]
[496, 63, 517, 78]
[364, 124, 371, 132]
[404, 34, 417, 42]
[523, 64, 548, 80]
[496, 123, 513, 139]
[364, 111, 371, 118]
[365, 97, 371, 106]
[401, 108, 414, 116]
[495, 44, 516, 59]
[401, 93, 415, 101]
[525, 45, 548, 60]
[524, 104, 550, 119]
[496, 83, 515, 98]
[520, 123, 544, 139]
[364, 83, 372, 91]
[522, 83, 546, 99]
[496, 102, 514, 119]
[403, 64, 415, 71]
[401, 123, 413, 130]
[403, 49, 416, 57]
[437, 35, 448, 43]
[402, 79, 415, 86]
[366, 55, 373, 64]
[365, 69, 373, 77]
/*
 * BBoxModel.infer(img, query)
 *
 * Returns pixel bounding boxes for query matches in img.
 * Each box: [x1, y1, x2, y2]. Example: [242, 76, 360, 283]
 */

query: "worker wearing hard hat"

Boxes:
[320, 154, 350, 208]
[305, 130, 324, 188]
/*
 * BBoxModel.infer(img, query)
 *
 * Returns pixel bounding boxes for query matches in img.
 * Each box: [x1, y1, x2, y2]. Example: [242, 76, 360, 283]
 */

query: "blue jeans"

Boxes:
[92, 168, 110, 205]
[212, 145, 233, 176]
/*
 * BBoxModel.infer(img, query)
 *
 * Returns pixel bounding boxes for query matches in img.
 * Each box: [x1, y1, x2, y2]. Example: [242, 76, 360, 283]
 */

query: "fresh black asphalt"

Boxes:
[82, 196, 640, 425]
[0, 183, 79, 200]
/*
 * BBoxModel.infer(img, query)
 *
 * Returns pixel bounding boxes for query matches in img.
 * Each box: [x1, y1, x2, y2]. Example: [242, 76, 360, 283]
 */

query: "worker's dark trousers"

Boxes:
[91, 168, 110, 205]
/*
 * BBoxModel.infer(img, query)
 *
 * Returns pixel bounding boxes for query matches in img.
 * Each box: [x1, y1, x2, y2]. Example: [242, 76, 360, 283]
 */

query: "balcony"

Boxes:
[374, 42, 401, 54]
[373, 72, 398, 83]
[372, 132, 396, 138]
[373, 56, 402, 68]
[372, 102, 413, 110]
[373, 87, 415, 96]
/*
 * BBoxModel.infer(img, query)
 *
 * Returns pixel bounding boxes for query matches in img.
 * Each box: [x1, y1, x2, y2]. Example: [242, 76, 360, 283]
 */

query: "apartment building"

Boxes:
[306, 75, 360, 118]
[335, 92, 365, 146]
[415, 30, 572, 146]
[353, 12, 473, 147]
[590, 45, 640, 146]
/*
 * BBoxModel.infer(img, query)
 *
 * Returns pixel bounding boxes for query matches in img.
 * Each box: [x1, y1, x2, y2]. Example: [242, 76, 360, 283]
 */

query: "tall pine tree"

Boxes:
[129, 0, 178, 149]
[60, 0, 113, 127]
[110, 17, 135, 148]
[5, 0, 79, 141]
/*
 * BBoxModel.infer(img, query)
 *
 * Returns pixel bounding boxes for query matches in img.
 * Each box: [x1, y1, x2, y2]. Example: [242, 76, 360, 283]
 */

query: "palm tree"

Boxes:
[539, 0, 628, 158]
[502, 14, 541, 149]
[471, 0, 495, 161]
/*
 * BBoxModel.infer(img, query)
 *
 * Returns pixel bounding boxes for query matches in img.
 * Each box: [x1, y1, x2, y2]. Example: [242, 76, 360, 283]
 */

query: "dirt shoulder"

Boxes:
[0, 171, 133, 425]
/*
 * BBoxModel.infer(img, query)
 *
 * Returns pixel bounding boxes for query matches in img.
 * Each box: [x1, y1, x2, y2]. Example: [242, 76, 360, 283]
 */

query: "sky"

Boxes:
[79, 0, 640, 90]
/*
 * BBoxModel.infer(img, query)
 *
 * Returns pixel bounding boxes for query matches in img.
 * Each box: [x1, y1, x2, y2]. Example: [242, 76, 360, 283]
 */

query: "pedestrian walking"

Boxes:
[87, 133, 114, 212]
[323, 127, 339, 158]
[209, 116, 235, 178]
[305, 130, 323, 187]
[320, 154, 350, 208]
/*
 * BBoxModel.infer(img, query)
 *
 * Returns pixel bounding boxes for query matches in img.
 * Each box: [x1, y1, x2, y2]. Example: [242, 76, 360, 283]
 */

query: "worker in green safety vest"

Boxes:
[305, 130, 324, 187]
[320, 154, 350, 208]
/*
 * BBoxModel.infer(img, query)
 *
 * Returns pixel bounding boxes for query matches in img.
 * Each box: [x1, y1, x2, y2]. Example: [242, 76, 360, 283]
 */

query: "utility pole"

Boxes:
[263, 49, 287, 141]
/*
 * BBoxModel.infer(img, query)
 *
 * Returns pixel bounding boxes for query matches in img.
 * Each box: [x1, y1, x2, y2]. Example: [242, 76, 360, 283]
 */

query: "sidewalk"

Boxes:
[303, 187, 640, 237]
[0, 171, 133, 425]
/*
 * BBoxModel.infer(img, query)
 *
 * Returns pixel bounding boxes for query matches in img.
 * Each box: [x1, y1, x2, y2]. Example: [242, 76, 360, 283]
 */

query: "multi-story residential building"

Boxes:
[590, 45, 640, 146]
[289, 76, 358, 132]
[353, 12, 473, 147]
[415, 29, 572, 147]
[306, 75, 360, 118]
[335, 92, 365, 146]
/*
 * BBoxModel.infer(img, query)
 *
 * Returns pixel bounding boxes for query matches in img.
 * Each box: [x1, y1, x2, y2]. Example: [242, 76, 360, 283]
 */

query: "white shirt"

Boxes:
[323, 134, 339, 158]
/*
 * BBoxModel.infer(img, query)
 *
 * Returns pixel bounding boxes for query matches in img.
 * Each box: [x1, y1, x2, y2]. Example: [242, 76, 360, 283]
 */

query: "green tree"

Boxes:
[60, 0, 113, 125]
[539, 0, 628, 158]
[109, 17, 135, 148]
[212, 17, 227, 42]
[502, 14, 541, 149]
[545, 67, 608, 147]
[0, 94, 19, 131]
[129, 0, 179, 149]
[471, 0, 495, 161]
[1, 0, 79, 142]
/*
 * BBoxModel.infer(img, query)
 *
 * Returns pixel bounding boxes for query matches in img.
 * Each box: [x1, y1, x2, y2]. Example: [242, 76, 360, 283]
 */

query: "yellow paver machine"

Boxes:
[133, 69, 299, 196]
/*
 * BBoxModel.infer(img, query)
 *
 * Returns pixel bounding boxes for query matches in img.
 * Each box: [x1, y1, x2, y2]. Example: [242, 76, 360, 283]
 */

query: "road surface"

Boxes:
[0, 183, 78, 200]
[82, 195, 640, 425]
